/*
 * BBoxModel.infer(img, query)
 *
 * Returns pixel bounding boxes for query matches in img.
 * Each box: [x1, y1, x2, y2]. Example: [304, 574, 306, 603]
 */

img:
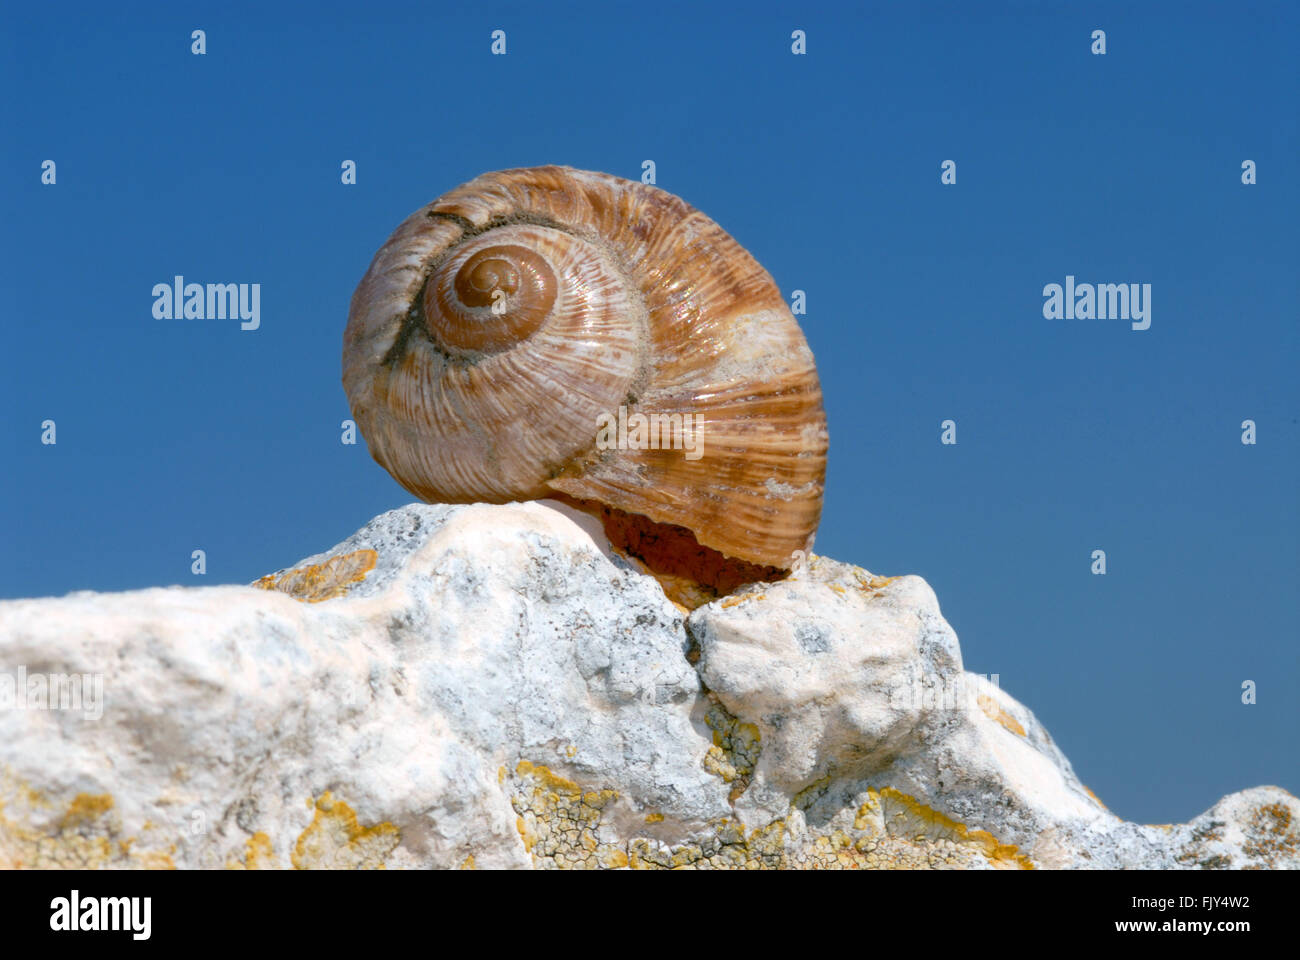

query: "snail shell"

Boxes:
[343, 166, 828, 580]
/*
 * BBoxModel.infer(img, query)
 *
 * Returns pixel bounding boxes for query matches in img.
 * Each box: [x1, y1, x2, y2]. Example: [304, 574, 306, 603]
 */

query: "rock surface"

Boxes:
[0, 502, 1295, 869]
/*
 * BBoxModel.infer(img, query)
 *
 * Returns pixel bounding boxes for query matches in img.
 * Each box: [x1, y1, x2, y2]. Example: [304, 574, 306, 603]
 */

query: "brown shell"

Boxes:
[342, 166, 828, 570]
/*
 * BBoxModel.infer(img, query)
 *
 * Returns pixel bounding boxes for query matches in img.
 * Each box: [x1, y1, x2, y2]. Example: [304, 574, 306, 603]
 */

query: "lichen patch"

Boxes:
[254, 549, 378, 602]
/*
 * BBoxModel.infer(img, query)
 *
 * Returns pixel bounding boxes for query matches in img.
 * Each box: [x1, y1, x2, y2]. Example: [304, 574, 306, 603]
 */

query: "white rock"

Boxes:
[692, 565, 963, 825]
[0, 502, 1293, 870]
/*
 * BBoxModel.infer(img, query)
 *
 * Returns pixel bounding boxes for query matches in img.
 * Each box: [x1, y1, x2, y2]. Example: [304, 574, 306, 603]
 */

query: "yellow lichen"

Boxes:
[720, 592, 765, 609]
[0, 780, 175, 870]
[61, 793, 114, 828]
[254, 549, 377, 602]
[702, 746, 738, 783]
[510, 763, 621, 869]
[227, 832, 278, 869]
[854, 793, 882, 830]
[290, 791, 399, 869]
[702, 694, 760, 801]
[852, 571, 899, 597]
[507, 751, 1035, 870]
[641, 568, 715, 611]
[977, 694, 1027, 738]
[874, 788, 1035, 869]
[515, 760, 581, 796]
[792, 774, 833, 811]
[601, 848, 630, 868]
[4, 763, 1054, 872]
[1240, 801, 1298, 868]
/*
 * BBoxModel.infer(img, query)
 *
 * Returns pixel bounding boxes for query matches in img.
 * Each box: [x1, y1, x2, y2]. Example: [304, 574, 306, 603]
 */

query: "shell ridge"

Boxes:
[343, 166, 829, 580]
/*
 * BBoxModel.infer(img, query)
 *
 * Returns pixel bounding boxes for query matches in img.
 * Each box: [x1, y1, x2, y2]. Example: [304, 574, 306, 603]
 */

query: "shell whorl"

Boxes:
[343, 166, 828, 571]
[427, 241, 557, 353]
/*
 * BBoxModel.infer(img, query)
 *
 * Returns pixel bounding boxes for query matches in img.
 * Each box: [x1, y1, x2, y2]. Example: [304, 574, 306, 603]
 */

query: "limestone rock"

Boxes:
[0, 502, 1294, 870]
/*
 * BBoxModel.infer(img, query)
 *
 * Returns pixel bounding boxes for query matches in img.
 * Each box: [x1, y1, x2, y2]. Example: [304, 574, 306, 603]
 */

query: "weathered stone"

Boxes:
[0, 502, 1293, 870]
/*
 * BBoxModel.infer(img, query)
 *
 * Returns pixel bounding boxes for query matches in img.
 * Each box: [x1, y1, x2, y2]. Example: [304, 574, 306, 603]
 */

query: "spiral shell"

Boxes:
[343, 166, 827, 581]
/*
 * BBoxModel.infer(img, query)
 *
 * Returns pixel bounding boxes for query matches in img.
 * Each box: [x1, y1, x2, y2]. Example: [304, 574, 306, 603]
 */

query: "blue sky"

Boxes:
[2, 0, 1296, 825]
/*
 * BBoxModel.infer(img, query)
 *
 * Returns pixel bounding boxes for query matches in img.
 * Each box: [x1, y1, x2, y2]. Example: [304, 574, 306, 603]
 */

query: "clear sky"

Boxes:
[2, 0, 1296, 826]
